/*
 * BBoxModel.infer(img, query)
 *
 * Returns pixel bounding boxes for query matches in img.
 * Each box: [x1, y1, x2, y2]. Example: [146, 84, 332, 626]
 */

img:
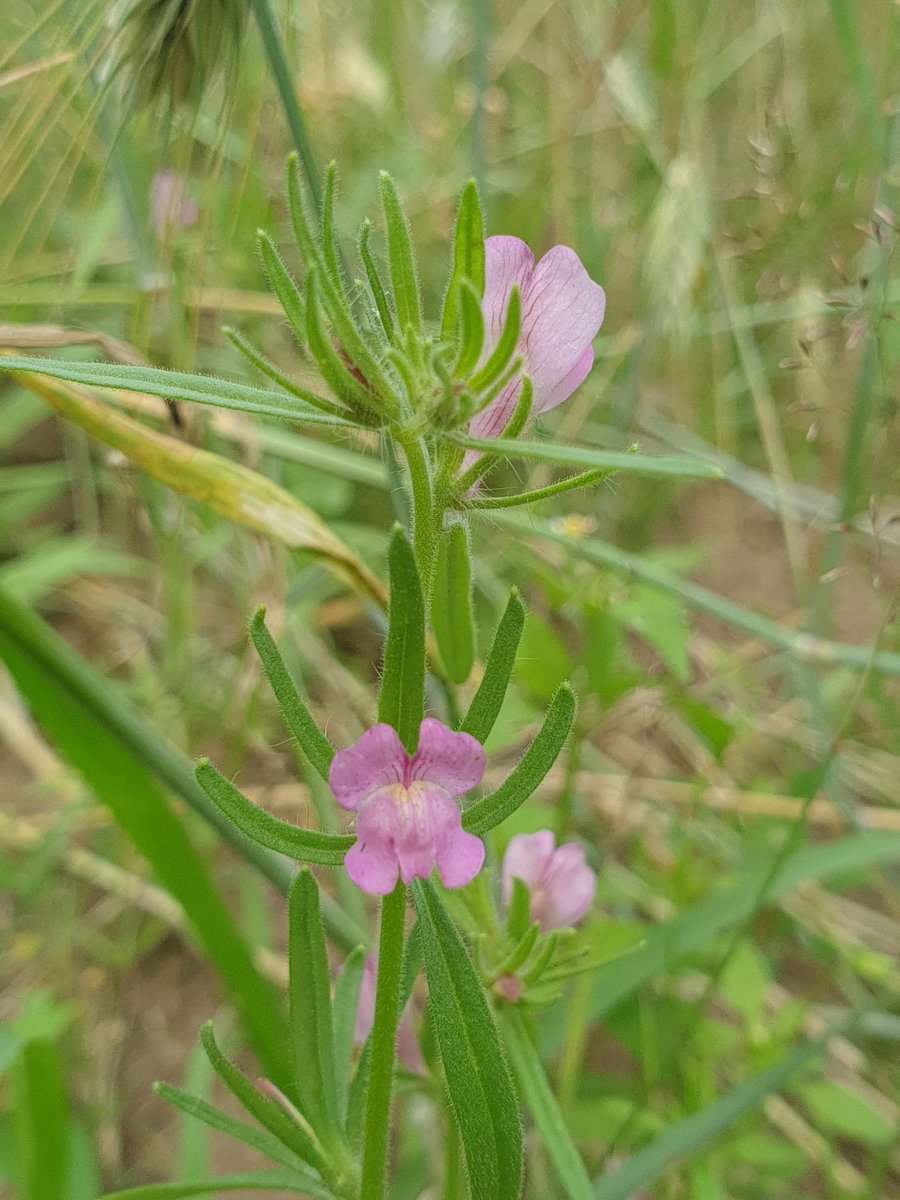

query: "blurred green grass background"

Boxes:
[1, 0, 899, 1197]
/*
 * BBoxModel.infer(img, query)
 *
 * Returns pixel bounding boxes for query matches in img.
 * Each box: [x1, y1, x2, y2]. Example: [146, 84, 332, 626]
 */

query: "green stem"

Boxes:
[463, 468, 613, 510]
[249, 0, 322, 210]
[360, 883, 408, 1200]
[401, 438, 438, 592]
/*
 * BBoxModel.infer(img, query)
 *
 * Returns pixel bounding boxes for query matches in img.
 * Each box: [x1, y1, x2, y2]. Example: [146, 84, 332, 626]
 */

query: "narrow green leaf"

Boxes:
[224, 326, 347, 420]
[0, 355, 342, 426]
[0, 588, 288, 1080]
[441, 179, 486, 340]
[332, 947, 366, 1127]
[249, 607, 335, 780]
[452, 279, 486, 377]
[593, 1036, 834, 1200]
[505, 876, 532, 943]
[464, 684, 576, 835]
[99, 1170, 325, 1199]
[501, 1010, 594, 1200]
[412, 880, 523, 1200]
[494, 923, 540, 977]
[195, 759, 353, 865]
[468, 285, 521, 393]
[459, 588, 525, 743]
[154, 1083, 309, 1172]
[359, 220, 396, 340]
[378, 527, 426, 753]
[11, 1038, 68, 1200]
[380, 172, 422, 336]
[289, 871, 339, 1131]
[321, 161, 346, 296]
[199, 1023, 323, 1171]
[431, 522, 475, 684]
[304, 269, 387, 419]
[465, 468, 614, 511]
[258, 231, 306, 343]
[452, 435, 724, 479]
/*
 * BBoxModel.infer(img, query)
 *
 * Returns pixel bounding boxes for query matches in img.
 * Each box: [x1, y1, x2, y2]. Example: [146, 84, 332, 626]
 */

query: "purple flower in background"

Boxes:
[470, 235, 606, 439]
[150, 170, 198, 234]
[502, 830, 596, 931]
[329, 719, 486, 895]
[354, 954, 423, 1072]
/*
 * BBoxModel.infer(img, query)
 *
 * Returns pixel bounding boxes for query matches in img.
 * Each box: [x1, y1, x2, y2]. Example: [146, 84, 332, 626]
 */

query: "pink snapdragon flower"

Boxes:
[502, 830, 596, 930]
[353, 954, 423, 1072]
[470, 235, 606, 439]
[329, 718, 486, 895]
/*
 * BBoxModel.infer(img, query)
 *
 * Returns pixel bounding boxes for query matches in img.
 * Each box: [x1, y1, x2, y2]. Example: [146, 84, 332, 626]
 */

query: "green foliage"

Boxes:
[459, 589, 525, 743]
[378, 527, 426, 753]
[431, 522, 475, 683]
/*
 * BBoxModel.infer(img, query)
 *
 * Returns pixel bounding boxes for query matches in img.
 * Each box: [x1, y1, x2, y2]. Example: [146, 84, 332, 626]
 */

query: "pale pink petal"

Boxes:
[353, 955, 378, 1043]
[543, 843, 596, 929]
[328, 724, 406, 811]
[410, 718, 485, 798]
[467, 377, 524, 442]
[539, 344, 595, 414]
[435, 823, 485, 889]
[519, 246, 605, 414]
[344, 840, 398, 895]
[501, 830, 556, 905]
[481, 236, 534, 349]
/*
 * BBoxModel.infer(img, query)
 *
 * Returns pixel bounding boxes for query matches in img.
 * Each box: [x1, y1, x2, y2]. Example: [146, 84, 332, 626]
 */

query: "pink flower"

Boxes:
[329, 719, 486, 895]
[353, 954, 424, 1072]
[150, 170, 198, 234]
[470, 235, 606, 439]
[502, 831, 596, 931]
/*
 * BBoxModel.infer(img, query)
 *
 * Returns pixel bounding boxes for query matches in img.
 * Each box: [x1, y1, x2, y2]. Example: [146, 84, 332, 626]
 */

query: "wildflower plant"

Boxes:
[1, 160, 713, 1200]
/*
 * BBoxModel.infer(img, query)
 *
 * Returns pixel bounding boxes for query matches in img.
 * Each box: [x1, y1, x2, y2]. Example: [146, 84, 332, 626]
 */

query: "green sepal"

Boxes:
[378, 526, 426, 753]
[224, 327, 347, 421]
[452, 278, 486, 377]
[494, 922, 540, 977]
[440, 179, 485, 341]
[194, 759, 353, 865]
[505, 875, 532, 943]
[502, 374, 534, 440]
[459, 588, 525, 743]
[257, 231, 306, 345]
[287, 157, 399, 408]
[332, 946, 366, 1129]
[431, 521, 475, 684]
[321, 161, 346, 297]
[412, 880, 523, 1200]
[198, 1023, 325, 1173]
[154, 1082, 310, 1172]
[521, 932, 559, 984]
[468, 284, 521, 393]
[359, 219, 396, 340]
[249, 606, 336, 780]
[379, 171, 422, 337]
[463, 683, 576, 835]
[304, 269, 386, 420]
[288, 871, 340, 1134]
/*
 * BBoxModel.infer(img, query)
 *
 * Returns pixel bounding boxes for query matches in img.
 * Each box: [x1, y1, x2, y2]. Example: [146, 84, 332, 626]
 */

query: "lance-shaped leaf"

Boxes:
[451, 434, 724, 480]
[249, 607, 335, 780]
[321, 161, 346, 297]
[441, 179, 486, 341]
[258, 231, 306, 344]
[500, 1009, 595, 1200]
[289, 871, 341, 1134]
[463, 684, 576, 835]
[195, 759, 354, 865]
[5, 365, 387, 608]
[452, 278, 486, 378]
[304, 268, 388, 419]
[380, 171, 422, 337]
[431, 521, 475, 684]
[468, 284, 521, 394]
[378, 526, 426, 754]
[199, 1023, 324, 1172]
[0, 354, 340, 426]
[154, 1083, 310, 1172]
[412, 880, 523, 1200]
[99, 1171, 326, 1199]
[224, 326, 347, 420]
[459, 589, 525, 743]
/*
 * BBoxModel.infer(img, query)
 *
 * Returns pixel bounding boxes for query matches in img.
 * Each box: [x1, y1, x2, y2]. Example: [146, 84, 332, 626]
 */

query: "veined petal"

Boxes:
[482, 236, 534, 349]
[519, 245, 605, 413]
[467, 376, 523, 441]
[328, 724, 406, 811]
[410, 717, 485, 798]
